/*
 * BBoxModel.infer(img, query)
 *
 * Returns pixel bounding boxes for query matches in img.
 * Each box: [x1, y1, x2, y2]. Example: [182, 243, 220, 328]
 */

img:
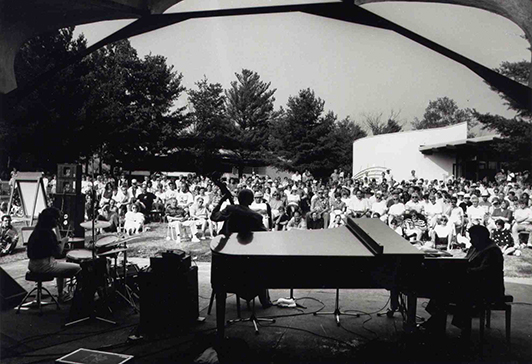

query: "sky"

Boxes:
[73, 0, 530, 129]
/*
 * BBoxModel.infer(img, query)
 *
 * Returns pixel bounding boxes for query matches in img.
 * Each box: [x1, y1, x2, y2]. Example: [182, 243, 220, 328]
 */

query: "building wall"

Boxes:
[352, 123, 467, 182]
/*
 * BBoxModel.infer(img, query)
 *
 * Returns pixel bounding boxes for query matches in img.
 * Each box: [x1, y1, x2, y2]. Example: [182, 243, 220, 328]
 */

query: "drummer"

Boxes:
[27, 207, 81, 303]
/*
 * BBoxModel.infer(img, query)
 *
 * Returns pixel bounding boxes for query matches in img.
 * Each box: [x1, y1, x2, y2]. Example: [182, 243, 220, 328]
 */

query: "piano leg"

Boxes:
[216, 290, 227, 342]
[404, 293, 417, 333]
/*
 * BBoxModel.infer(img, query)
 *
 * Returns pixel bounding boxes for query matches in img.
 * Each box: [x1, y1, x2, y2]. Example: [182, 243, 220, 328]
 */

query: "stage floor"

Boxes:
[1, 258, 531, 363]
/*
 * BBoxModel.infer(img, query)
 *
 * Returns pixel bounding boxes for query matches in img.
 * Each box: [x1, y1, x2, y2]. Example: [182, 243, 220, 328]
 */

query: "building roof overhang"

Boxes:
[419, 134, 501, 155]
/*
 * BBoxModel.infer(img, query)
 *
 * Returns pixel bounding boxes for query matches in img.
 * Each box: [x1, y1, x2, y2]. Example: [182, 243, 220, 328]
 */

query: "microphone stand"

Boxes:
[64, 159, 116, 327]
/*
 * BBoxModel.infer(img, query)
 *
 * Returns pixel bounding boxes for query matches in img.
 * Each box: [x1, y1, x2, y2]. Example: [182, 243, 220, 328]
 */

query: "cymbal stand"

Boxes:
[313, 288, 360, 326]
[64, 160, 116, 328]
[114, 238, 138, 312]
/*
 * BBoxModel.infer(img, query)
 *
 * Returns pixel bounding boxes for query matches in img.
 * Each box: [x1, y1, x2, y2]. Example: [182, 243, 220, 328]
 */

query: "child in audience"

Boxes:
[328, 213, 345, 228]
[431, 215, 452, 251]
[492, 219, 520, 256]
[389, 217, 403, 237]
[273, 206, 290, 231]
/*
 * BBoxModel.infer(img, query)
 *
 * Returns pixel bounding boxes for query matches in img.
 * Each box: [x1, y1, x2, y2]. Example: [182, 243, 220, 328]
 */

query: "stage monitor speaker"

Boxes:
[57, 164, 82, 195]
[0, 267, 27, 311]
[139, 265, 199, 336]
[53, 194, 85, 238]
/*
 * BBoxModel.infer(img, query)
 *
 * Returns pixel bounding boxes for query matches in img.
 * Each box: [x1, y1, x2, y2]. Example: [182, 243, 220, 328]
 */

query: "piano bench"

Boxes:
[479, 295, 513, 346]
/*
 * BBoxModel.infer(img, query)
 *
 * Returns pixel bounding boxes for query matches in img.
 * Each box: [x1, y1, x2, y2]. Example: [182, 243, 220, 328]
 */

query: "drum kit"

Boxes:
[64, 220, 139, 324]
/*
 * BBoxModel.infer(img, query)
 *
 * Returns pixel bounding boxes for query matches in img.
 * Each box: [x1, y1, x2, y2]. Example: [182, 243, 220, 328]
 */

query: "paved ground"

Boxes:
[1, 257, 531, 363]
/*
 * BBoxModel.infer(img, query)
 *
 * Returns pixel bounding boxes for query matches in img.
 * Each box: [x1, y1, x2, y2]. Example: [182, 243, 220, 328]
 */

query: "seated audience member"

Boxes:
[27, 207, 81, 303]
[348, 189, 368, 218]
[286, 210, 307, 230]
[431, 215, 452, 251]
[164, 182, 179, 204]
[177, 183, 194, 208]
[466, 195, 486, 228]
[269, 191, 285, 220]
[446, 196, 465, 236]
[387, 192, 406, 224]
[424, 193, 444, 228]
[330, 192, 347, 221]
[113, 185, 131, 209]
[422, 225, 504, 339]
[0, 201, 9, 220]
[309, 189, 330, 228]
[273, 206, 290, 231]
[98, 204, 120, 233]
[286, 186, 301, 217]
[328, 213, 345, 228]
[307, 211, 324, 230]
[487, 198, 512, 231]
[124, 203, 145, 235]
[250, 191, 272, 230]
[389, 217, 403, 236]
[1, 215, 19, 255]
[492, 219, 520, 256]
[511, 198, 532, 247]
[479, 192, 492, 214]
[371, 191, 388, 222]
[405, 192, 424, 214]
[136, 185, 157, 217]
[403, 212, 424, 243]
[188, 196, 210, 242]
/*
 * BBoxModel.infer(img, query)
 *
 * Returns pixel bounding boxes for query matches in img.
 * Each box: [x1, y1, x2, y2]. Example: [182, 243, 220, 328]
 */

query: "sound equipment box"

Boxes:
[0, 267, 27, 310]
[57, 164, 82, 195]
[139, 253, 198, 336]
[53, 193, 85, 238]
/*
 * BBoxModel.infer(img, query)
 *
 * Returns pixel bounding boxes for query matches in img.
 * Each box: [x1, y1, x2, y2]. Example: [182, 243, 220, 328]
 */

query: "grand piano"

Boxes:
[210, 217, 429, 339]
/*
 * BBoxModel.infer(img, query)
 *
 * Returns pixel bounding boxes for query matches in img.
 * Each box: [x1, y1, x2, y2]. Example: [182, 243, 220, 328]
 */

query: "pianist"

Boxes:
[210, 188, 272, 308]
[422, 225, 504, 339]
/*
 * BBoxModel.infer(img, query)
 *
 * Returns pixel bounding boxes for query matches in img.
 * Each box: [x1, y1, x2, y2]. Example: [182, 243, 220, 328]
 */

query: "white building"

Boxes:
[353, 123, 500, 182]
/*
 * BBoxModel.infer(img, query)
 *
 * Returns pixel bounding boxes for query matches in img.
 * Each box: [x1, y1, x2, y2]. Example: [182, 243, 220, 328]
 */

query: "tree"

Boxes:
[225, 69, 279, 173]
[82, 40, 186, 168]
[185, 76, 234, 174]
[473, 60, 531, 172]
[270, 88, 344, 179]
[412, 97, 476, 136]
[7, 28, 92, 172]
[362, 110, 403, 135]
[328, 116, 367, 172]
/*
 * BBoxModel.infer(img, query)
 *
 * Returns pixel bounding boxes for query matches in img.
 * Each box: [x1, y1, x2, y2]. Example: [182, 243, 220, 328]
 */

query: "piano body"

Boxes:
[210, 217, 426, 339]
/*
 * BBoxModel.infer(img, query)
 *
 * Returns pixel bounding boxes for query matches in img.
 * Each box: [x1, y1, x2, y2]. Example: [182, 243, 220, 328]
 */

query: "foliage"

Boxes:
[6, 30, 186, 173]
[474, 60, 532, 172]
[270, 88, 366, 179]
[362, 110, 403, 135]
[412, 97, 476, 135]
[8, 28, 91, 172]
[224, 69, 279, 170]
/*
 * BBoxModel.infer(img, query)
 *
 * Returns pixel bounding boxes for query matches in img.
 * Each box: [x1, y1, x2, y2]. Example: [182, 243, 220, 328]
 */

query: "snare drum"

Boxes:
[95, 235, 119, 255]
[66, 249, 94, 264]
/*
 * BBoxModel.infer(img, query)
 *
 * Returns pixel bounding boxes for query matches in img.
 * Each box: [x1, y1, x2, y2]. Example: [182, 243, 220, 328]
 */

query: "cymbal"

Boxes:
[80, 220, 111, 229]
[98, 247, 127, 256]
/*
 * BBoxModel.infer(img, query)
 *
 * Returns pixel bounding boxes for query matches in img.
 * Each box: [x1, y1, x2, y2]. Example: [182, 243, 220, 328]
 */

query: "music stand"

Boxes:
[112, 236, 138, 312]
[64, 169, 116, 327]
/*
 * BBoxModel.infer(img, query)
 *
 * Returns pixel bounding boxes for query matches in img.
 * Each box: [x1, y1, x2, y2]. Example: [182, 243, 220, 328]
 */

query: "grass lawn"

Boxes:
[2, 222, 531, 278]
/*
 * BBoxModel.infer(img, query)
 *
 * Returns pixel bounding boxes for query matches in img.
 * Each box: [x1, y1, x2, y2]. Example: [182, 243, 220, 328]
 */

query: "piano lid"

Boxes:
[210, 218, 423, 258]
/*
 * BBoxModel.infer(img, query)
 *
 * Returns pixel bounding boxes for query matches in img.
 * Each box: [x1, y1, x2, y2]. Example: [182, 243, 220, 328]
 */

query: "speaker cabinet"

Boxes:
[53, 194, 85, 238]
[57, 164, 82, 195]
[0, 267, 27, 310]
[139, 266, 199, 336]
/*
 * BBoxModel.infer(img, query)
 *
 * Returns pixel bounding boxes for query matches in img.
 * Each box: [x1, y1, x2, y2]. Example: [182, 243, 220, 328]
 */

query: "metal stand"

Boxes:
[64, 161, 116, 328]
[227, 298, 275, 334]
[313, 289, 360, 326]
[114, 238, 138, 312]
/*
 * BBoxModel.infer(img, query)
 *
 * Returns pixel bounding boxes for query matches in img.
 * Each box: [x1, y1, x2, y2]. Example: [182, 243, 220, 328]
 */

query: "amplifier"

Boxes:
[150, 249, 191, 274]
[138, 265, 199, 336]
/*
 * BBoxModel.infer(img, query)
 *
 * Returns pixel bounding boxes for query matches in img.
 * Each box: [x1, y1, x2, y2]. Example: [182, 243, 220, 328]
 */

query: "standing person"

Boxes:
[27, 207, 81, 303]
[0, 215, 19, 255]
[210, 189, 271, 308]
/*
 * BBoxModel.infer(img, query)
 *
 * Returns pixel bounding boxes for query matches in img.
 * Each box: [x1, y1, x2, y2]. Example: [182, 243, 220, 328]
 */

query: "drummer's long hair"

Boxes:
[35, 207, 60, 230]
